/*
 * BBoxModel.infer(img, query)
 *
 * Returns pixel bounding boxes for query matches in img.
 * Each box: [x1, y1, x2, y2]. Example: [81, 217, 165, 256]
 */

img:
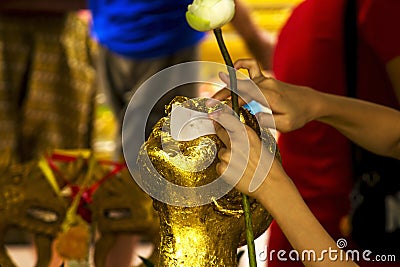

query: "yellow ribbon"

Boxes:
[38, 156, 62, 197]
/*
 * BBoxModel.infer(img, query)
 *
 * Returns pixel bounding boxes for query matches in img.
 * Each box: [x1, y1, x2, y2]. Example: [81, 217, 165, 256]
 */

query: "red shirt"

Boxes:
[269, 0, 400, 266]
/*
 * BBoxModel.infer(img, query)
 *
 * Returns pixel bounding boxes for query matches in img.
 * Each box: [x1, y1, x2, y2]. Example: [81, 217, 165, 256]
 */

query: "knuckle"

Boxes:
[216, 162, 226, 175]
[218, 148, 230, 161]
[282, 117, 294, 132]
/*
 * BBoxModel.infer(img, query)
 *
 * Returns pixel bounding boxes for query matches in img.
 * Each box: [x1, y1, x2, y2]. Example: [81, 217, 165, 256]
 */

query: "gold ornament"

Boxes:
[0, 157, 67, 267]
[0, 151, 159, 267]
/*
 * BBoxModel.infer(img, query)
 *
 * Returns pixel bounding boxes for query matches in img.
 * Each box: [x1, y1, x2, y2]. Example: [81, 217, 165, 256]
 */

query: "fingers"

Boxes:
[216, 147, 231, 175]
[209, 109, 247, 149]
[215, 72, 254, 106]
[213, 120, 231, 148]
[210, 87, 231, 102]
[234, 59, 264, 80]
[217, 148, 230, 166]
[218, 72, 247, 98]
[218, 71, 231, 86]
[210, 109, 251, 184]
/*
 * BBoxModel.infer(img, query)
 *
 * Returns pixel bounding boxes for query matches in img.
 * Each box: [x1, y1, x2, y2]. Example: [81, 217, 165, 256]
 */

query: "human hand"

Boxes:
[213, 58, 322, 133]
[209, 108, 279, 200]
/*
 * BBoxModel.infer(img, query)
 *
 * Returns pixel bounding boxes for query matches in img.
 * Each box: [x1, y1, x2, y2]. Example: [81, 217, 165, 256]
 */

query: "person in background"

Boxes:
[89, 0, 272, 140]
[87, 0, 273, 266]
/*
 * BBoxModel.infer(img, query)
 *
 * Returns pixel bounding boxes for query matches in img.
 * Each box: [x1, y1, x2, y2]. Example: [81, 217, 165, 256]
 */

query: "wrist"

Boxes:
[307, 86, 326, 122]
[314, 91, 340, 124]
[253, 162, 291, 211]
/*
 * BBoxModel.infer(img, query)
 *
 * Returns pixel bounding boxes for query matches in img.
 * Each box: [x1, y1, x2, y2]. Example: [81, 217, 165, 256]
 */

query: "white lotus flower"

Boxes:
[186, 0, 235, 32]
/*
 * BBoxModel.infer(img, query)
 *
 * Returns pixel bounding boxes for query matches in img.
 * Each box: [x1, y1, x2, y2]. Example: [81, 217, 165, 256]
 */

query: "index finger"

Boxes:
[234, 59, 264, 80]
[211, 87, 231, 102]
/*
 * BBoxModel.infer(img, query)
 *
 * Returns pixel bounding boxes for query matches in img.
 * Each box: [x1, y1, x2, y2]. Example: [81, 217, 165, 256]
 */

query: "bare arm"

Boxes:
[211, 111, 359, 267]
[230, 0, 274, 70]
[386, 56, 400, 103]
[316, 93, 400, 159]
[213, 58, 400, 159]
[258, 169, 358, 267]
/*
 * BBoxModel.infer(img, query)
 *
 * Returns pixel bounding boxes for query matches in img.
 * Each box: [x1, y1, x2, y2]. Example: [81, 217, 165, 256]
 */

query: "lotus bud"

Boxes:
[186, 0, 235, 32]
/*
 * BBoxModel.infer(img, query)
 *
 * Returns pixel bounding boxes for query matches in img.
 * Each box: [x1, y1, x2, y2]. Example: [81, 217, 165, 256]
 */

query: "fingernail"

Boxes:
[208, 109, 222, 118]
[219, 72, 229, 80]
[206, 98, 219, 107]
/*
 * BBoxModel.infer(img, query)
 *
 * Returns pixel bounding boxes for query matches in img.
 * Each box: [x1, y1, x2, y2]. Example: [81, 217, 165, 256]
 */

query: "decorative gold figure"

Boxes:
[0, 153, 159, 267]
[92, 167, 159, 267]
[140, 96, 279, 266]
[0, 158, 67, 267]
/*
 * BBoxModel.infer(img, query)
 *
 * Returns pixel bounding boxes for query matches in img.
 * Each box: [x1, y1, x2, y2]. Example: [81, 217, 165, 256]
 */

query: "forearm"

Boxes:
[315, 92, 400, 159]
[231, 0, 274, 70]
[257, 172, 358, 267]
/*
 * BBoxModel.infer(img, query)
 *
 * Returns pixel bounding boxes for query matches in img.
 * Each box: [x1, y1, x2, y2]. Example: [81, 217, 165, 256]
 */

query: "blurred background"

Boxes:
[5, 0, 304, 266]
[92, 0, 304, 158]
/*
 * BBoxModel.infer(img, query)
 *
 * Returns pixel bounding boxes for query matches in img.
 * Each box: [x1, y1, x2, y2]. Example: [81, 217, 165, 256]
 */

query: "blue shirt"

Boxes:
[89, 0, 205, 59]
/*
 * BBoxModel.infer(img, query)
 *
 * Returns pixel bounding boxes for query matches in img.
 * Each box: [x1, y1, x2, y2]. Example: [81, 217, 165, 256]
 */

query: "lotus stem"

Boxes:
[213, 27, 257, 267]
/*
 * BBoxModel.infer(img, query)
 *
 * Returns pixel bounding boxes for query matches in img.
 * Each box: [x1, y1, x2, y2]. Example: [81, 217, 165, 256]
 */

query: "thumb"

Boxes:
[255, 112, 276, 129]
[218, 71, 230, 85]
[218, 72, 255, 106]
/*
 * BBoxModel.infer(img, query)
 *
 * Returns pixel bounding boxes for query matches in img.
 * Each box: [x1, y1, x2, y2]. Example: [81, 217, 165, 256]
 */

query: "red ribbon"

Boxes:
[45, 152, 127, 222]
